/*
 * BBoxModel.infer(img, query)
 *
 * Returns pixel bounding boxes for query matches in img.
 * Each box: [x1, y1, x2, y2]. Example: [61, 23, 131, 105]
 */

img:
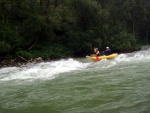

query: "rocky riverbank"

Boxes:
[0, 56, 45, 68]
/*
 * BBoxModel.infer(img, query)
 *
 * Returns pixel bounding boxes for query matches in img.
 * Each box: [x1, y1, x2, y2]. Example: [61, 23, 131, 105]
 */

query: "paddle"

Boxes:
[96, 56, 99, 61]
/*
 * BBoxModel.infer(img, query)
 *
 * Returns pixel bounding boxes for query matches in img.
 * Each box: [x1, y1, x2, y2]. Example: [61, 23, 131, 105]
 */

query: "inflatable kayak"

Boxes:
[88, 53, 118, 61]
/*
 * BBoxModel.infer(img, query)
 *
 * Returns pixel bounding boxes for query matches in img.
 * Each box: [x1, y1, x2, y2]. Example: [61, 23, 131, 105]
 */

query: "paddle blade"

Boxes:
[96, 56, 99, 61]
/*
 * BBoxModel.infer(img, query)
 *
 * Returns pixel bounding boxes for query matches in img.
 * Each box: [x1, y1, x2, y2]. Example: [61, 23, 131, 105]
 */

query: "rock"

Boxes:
[17, 56, 28, 62]
[34, 57, 43, 62]
[17, 63, 22, 66]
[28, 58, 33, 63]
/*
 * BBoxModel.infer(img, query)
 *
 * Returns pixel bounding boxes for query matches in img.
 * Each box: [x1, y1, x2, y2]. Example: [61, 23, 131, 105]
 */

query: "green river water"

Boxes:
[0, 50, 150, 113]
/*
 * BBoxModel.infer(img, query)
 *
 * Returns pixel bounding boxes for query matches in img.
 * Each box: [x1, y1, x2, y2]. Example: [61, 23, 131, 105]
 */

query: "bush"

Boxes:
[15, 51, 33, 60]
[29, 44, 71, 59]
[0, 23, 22, 53]
[0, 41, 11, 52]
[107, 24, 137, 51]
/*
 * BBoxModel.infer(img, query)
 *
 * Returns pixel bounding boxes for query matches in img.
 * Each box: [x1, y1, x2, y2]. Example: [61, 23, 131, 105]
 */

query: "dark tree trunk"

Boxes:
[26, 37, 38, 50]
[54, 0, 58, 9]
[146, 21, 149, 44]
[40, 0, 43, 8]
[47, 0, 50, 8]
[11, 0, 14, 11]
[43, 0, 50, 15]
[132, 15, 135, 38]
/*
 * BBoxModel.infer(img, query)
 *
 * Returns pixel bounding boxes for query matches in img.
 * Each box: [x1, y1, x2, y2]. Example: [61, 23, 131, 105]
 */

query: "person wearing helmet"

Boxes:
[94, 48, 100, 56]
[104, 47, 111, 55]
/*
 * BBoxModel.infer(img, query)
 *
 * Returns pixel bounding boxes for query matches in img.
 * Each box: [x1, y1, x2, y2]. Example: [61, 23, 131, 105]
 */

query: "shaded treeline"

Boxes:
[0, 0, 150, 59]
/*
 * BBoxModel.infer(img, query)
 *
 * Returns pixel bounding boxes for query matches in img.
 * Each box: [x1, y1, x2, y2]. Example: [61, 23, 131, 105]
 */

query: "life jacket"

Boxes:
[95, 50, 100, 56]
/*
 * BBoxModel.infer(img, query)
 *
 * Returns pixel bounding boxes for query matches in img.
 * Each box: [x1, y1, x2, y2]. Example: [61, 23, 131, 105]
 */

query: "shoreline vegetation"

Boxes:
[0, 56, 44, 68]
[0, 49, 136, 68]
[1, 45, 150, 68]
[0, 0, 150, 67]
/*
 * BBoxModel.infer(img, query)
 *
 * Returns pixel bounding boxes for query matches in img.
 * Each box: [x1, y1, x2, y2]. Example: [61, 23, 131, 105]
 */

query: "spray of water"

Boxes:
[0, 59, 90, 81]
[0, 49, 150, 82]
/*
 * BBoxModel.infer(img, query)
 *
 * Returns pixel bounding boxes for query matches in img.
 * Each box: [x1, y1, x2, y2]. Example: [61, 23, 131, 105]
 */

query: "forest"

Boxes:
[0, 0, 150, 60]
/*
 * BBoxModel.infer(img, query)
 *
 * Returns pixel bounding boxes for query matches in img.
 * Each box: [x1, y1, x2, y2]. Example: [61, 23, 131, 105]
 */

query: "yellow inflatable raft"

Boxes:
[88, 53, 118, 61]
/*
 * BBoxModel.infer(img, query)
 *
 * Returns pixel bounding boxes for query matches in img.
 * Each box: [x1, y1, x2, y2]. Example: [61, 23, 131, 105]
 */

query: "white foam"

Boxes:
[0, 58, 90, 81]
[115, 49, 150, 63]
[88, 49, 150, 70]
[115, 54, 131, 62]
[1, 49, 150, 82]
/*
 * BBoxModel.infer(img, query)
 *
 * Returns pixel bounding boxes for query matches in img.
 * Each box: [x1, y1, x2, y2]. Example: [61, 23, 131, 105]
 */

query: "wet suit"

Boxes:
[104, 49, 111, 55]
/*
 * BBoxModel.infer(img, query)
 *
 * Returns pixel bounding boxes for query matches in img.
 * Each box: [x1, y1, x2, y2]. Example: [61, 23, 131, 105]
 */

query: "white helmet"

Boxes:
[106, 47, 109, 49]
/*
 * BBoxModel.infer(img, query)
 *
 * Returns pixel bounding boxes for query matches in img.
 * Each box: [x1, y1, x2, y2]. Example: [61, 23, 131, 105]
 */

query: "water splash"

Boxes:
[87, 49, 150, 70]
[1, 49, 150, 82]
[0, 58, 90, 82]
[115, 49, 150, 63]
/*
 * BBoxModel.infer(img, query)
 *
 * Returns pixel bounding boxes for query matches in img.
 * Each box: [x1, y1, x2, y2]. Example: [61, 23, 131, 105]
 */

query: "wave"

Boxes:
[0, 58, 90, 82]
[0, 49, 150, 82]
[86, 49, 150, 69]
[115, 49, 150, 62]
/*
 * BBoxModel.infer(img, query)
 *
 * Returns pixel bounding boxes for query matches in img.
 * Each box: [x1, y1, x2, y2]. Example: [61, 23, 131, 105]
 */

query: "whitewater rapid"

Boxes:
[0, 59, 90, 81]
[0, 49, 150, 82]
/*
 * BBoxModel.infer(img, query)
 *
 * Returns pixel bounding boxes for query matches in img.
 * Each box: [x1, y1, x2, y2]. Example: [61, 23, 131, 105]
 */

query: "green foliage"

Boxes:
[107, 24, 137, 50]
[0, 23, 22, 53]
[0, 0, 150, 60]
[3, 55, 14, 60]
[29, 44, 71, 59]
[16, 51, 33, 60]
[0, 41, 11, 52]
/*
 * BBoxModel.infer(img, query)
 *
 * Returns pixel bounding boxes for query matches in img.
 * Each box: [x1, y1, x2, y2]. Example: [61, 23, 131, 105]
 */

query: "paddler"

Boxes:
[104, 47, 111, 55]
[94, 48, 100, 56]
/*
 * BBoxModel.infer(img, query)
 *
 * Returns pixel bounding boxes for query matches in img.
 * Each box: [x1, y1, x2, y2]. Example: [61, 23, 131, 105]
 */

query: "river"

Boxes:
[0, 49, 150, 113]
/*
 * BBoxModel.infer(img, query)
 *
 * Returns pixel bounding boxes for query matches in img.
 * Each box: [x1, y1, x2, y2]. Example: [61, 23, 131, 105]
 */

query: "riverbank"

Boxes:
[0, 56, 45, 68]
[0, 47, 147, 68]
